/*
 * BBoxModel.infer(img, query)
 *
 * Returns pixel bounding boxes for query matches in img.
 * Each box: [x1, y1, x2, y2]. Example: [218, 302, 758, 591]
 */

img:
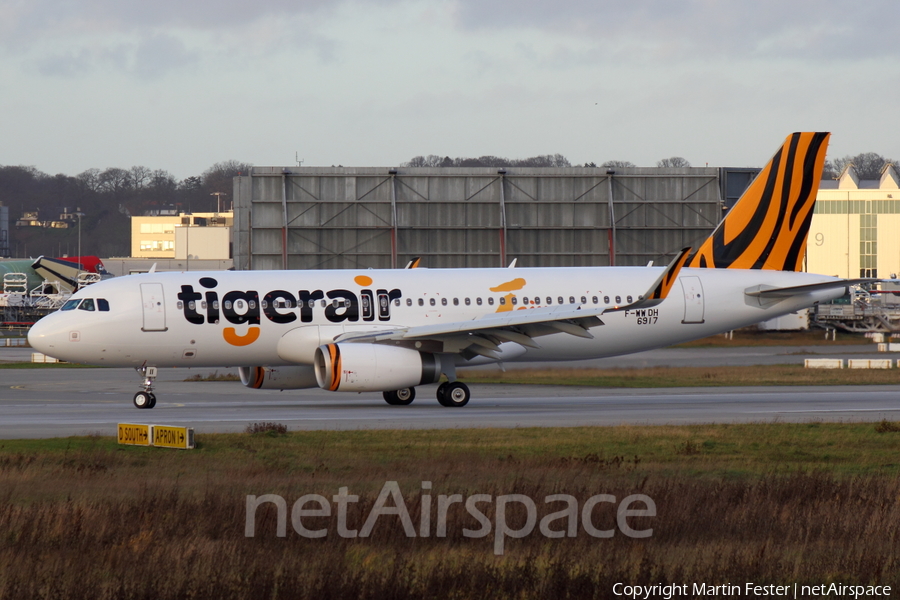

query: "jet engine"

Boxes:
[314, 343, 443, 392]
[239, 365, 318, 390]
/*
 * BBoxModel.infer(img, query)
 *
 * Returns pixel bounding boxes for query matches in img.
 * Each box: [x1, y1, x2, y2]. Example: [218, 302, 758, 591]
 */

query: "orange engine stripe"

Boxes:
[328, 344, 341, 391]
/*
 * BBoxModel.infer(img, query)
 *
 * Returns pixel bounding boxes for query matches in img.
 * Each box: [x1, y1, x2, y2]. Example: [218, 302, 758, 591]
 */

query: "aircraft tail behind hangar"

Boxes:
[688, 132, 830, 272]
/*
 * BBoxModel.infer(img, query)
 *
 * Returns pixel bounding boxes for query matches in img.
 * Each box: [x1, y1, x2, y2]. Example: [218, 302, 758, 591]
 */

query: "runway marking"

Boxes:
[752, 408, 900, 414]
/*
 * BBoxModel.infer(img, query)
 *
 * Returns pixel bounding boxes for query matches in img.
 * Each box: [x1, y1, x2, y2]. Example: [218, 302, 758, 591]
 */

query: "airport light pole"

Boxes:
[211, 192, 227, 214]
[75, 208, 85, 281]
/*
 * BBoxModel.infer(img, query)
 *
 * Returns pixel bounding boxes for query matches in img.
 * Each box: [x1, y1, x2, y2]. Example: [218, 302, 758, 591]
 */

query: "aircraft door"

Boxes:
[680, 276, 705, 324]
[140, 283, 168, 331]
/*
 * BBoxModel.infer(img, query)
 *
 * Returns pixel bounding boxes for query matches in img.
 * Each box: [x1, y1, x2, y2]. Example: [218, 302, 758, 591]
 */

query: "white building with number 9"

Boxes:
[807, 164, 900, 279]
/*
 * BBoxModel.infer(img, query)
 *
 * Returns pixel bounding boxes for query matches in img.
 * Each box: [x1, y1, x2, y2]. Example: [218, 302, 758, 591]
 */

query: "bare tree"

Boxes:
[657, 157, 691, 168]
[128, 166, 153, 190]
[402, 153, 572, 168]
[202, 160, 253, 194]
[75, 168, 101, 193]
[600, 160, 636, 168]
[98, 168, 131, 195]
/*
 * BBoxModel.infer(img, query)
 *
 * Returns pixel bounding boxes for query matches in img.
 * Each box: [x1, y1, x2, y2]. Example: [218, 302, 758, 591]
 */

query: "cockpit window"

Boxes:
[78, 299, 95, 311]
[97, 298, 110, 311]
[61, 299, 81, 311]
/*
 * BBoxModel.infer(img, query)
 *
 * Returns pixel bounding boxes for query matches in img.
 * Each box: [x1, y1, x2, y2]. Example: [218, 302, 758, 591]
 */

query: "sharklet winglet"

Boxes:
[603, 247, 692, 314]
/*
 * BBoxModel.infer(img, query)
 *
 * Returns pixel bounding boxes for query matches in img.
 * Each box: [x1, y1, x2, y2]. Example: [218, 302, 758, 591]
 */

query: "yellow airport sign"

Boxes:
[118, 423, 150, 446]
[152, 425, 195, 450]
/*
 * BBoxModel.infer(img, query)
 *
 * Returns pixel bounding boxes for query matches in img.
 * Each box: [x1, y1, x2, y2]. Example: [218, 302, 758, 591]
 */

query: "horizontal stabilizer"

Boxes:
[745, 278, 877, 299]
[604, 247, 691, 314]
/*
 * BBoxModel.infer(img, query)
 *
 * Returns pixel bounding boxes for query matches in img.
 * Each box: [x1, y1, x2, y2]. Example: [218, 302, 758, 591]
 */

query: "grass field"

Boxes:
[2, 423, 900, 599]
[672, 328, 871, 347]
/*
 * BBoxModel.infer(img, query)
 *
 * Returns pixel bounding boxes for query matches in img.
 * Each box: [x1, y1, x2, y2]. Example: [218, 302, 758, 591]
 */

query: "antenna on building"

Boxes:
[296, 153, 304, 167]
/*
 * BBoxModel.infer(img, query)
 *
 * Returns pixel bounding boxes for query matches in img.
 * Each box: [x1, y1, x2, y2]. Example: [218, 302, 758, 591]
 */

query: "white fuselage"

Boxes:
[28, 266, 842, 369]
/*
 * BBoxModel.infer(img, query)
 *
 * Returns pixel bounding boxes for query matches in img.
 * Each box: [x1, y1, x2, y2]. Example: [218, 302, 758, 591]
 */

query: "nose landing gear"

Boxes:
[133, 366, 158, 409]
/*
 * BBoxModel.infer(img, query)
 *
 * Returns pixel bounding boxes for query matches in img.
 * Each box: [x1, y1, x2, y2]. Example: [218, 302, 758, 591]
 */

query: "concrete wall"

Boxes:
[174, 226, 230, 260]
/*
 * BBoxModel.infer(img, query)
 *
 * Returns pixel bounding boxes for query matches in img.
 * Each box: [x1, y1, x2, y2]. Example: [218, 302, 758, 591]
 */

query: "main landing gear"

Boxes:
[133, 365, 158, 409]
[437, 381, 470, 407]
[381, 381, 471, 407]
[383, 388, 416, 406]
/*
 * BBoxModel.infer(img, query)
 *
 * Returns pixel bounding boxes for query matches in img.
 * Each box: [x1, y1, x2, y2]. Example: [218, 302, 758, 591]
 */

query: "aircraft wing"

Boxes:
[333, 248, 691, 360]
[333, 304, 605, 358]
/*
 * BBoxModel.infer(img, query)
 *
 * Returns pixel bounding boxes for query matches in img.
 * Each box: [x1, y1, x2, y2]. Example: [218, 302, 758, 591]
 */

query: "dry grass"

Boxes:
[2, 424, 899, 599]
[458, 364, 900, 387]
[245, 422, 289, 435]
[671, 328, 871, 348]
[184, 370, 241, 382]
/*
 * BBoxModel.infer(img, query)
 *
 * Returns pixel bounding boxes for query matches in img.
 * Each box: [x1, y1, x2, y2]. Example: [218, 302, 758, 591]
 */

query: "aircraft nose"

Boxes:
[28, 316, 65, 359]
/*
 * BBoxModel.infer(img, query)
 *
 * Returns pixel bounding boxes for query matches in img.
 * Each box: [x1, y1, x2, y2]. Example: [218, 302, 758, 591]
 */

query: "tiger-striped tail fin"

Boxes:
[688, 132, 830, 271]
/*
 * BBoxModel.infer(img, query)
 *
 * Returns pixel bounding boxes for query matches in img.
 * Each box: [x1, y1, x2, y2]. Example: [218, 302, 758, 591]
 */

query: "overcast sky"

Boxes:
[1, 0, 898, 179]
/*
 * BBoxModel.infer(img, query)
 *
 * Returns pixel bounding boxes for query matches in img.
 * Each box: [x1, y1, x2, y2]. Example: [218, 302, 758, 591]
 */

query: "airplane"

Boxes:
[28, 132, 871, 410]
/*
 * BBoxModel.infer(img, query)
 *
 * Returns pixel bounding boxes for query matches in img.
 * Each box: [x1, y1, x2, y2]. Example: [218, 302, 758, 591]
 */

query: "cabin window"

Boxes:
[97, 298, 110, 311]
[418, 298, 424, 306]
[249, 300, 257, 310]
[441, 298, 448, 306]
[394, 299, 401, 306]
[406, 298, 412, 306]
[499, 297, 506, 305]
[213, 301, 220, 310]
[604, 296, 610, 304]
[615, 296, 621, 304]
[534, 297, 541, 305]
[61, 299, 80, 311]
[202, 301, 208, 309]
[569, 296, 575, 304]
[523, 297, 529, 304]
[224, 300, 233, 310]
[592, 296, 598, 304]
[488, 297, 495, 305]
[476, 298, 482, 305]
[557, 296, 564, 304]
[465, 298, 471, 306]
[176, 301, 183, 310]
[320, 300, 327, 307]
[580, 296, 587, 304]
[430, 298, 436, 306]
[627, 295, 633, 303]
[511, 297, 518, 305]
[453, 298, 459, 306]
[188, 300, 196, 310]
[546, 297, 552, 305]
[78, 298, 95, 311]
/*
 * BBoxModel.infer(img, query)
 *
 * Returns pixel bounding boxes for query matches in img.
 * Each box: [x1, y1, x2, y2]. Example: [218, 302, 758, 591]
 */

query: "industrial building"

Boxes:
[233, 166, 758, 271]
[806, 164, 900, 279]
[131, 211, 233, 260]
